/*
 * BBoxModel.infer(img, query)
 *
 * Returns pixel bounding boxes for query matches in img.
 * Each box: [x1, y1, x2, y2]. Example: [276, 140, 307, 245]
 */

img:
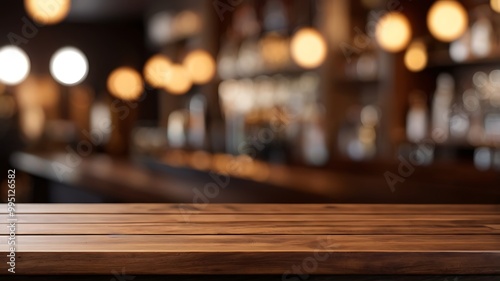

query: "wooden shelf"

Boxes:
[426, 51, 500, 69]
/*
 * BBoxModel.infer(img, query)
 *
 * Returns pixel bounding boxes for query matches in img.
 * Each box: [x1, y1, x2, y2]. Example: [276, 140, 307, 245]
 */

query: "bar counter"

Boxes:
[1, 204, 499, 279]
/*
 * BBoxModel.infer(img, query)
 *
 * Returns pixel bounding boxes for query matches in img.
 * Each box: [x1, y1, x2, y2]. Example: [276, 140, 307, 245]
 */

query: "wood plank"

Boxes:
[1, 235, 499, 252]
[3, 213, 500, 224]
[2, 203, 500, 214]
[0, 235, 499, 274]
[2, 222, 498, 235]
[3, 276, 500, 281]
[5, 252, 500, 275]
[1, 203, 499, 275]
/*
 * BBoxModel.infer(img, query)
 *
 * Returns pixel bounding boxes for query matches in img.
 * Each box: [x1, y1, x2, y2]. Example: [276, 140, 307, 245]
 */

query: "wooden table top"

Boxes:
[1, 204, 500, 275]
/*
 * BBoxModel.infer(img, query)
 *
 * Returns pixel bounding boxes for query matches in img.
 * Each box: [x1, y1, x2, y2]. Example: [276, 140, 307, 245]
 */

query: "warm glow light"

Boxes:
[143, 54, 171, 88]
[173, 11, 202, 37]
[260, 33, 289, 69]
[107, 67, 143, 101]
[375, 12, 412, 52]
[183, 50, 216, 84]
[290, 28, 327, 69]
[50, 47, 88, 85]
[20, 106, 45, 141]
[24, 0, 71, 25]
[492, 0, 500, 13]
[427, 0, 468, 42]
[0, 46, 30, 85]
[404, 41, 428, 72]
[164, 64, 192, 95]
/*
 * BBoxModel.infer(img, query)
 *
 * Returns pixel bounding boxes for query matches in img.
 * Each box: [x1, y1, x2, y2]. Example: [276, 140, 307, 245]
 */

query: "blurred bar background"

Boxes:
[0, 0, 499, 204]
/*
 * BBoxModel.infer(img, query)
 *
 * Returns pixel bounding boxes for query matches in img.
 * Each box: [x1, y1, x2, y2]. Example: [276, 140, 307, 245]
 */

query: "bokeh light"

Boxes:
[492, 0, 500, 13]
[404, 41, 428, 72]
[143, 54, 171, 88]
[375, 12, 412, 52]
[164, 64, 192, 95]
[50, 47, 88, 85]
[427, 0, 468, 42]
[259, 33, 289, 69]
[24, 0, 71, 25]
[183, 49, 216, 84]
[107, 67, 143, 101]
[0, 46, 30, 85]
[290, 28, 327, 69]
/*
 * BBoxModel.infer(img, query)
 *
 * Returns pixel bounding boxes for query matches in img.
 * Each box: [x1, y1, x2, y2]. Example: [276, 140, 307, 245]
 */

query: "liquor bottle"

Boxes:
[406, 91, 428, 143]
[431, 73, 454, 142]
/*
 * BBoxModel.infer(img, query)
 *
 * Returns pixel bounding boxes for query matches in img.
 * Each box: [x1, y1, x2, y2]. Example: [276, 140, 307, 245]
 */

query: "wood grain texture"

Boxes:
[2, 203, 500, 214]
[1, 222, 498, 235]
[0, 204, 499, 275]
[4, 276, 500, 281]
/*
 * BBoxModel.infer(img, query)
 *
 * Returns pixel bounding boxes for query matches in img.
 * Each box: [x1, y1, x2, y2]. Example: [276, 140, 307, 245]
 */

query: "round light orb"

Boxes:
[183, 49, 216, 84]
[375, 12, 412, 52]
[107, 67, 143, 101]
[492, 0, 500, 13]
[290, 28, 327, 69]
[164, 64, 192, 95]
[143, 54, 171, 88]
[24, 0, 71, 25]
[0, 46, 30, 85]
[50, 47, 88, 86]
[404, 41, 428, 72]
[427, 0, 468, 42]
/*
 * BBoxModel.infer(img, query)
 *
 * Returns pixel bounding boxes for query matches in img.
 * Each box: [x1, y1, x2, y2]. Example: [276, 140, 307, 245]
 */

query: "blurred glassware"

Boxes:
[147, 10, 201, 45]
[19, 105, 45, 142]
[406, 91, 428, 143]
[301, 104, 329, 166]
[356, 53, 378, 81]
[432, 73, 455, 143]
[470, 17, 493, 58]
[217, 41, 238, 80]
[188, 94, 207, 149]
[236, 38, 263, 77]
[90, 101, 112, 146]
[474, 147, 491, 170]
[263, 0, 288, 32]
[132, 126, 168, 154]
[147, 12, 174, 45]
[167, 110, 188, 149]
[450, 31, 470, 63]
